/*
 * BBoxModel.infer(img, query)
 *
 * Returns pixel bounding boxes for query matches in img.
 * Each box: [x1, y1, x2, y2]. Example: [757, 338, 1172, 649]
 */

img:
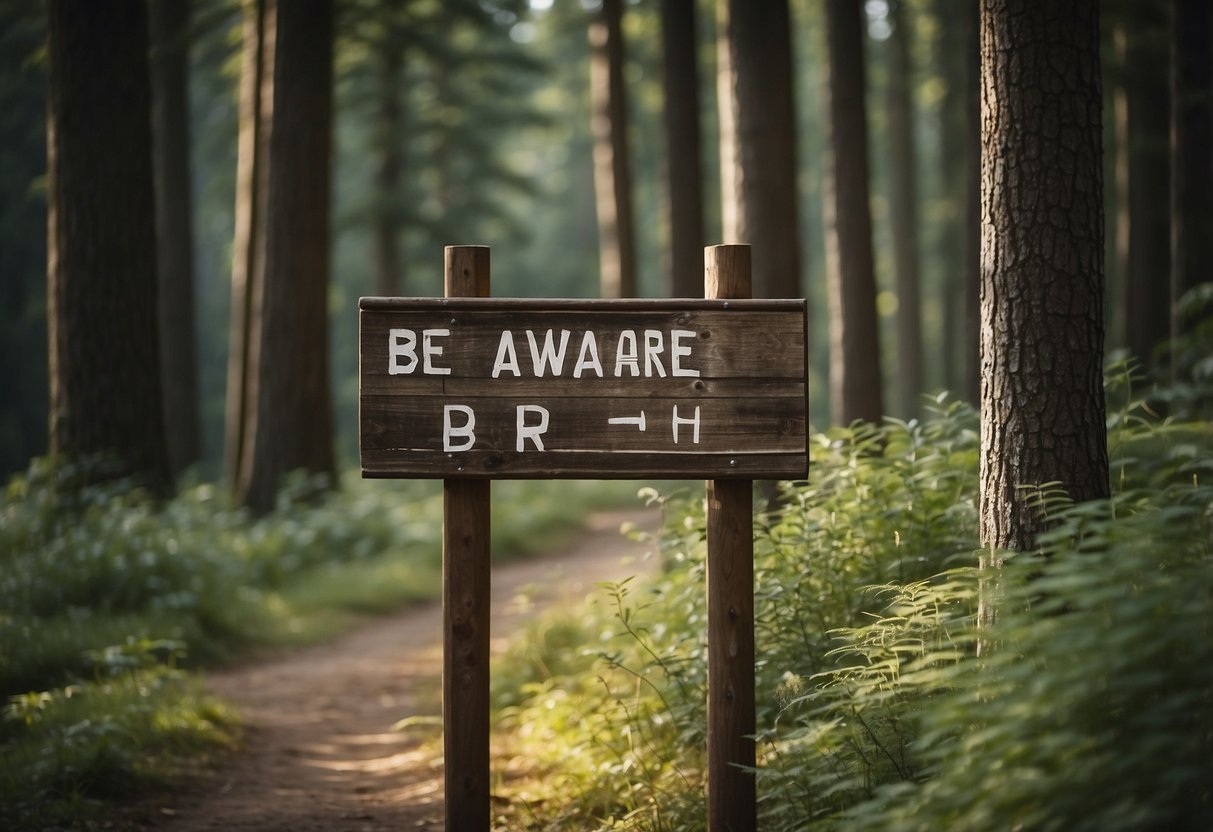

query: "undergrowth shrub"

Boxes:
[492, 393, 1213, 831]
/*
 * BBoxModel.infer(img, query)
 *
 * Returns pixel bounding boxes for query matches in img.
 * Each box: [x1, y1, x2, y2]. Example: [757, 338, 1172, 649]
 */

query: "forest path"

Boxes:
[156, 507, 661, 832]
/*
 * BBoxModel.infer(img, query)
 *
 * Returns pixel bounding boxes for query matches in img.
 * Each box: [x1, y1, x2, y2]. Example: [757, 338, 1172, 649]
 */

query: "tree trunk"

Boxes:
[1169, 0, 1213, 372]
[823, 0, 883, 426]
[1122, 13, 1171, 369]
[979, 0, 1109, 556]
[886, 0, 923, 418]
[589, 0, 637, 299]
[372, 21, 403, 298]
[149, 0, 201, 478]
[963, 0, 981, 406]
[225, 0, 267, 493]
[230, 0, 336, 513]
[46, 0, 170, 493]
[716, 0, 801, 300]
[660, 0, 705, 298]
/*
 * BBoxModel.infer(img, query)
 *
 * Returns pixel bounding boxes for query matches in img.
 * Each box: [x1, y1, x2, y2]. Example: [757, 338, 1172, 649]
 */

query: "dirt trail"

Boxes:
[155, 509, 659, 832]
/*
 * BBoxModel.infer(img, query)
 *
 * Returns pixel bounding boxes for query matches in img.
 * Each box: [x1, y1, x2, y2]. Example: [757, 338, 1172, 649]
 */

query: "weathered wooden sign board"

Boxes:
[359, 297, 808, 479]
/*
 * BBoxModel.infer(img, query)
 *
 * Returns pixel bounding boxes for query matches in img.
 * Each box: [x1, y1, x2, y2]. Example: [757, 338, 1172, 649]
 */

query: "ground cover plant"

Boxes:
[0, 467, 636, 829]
[490, 386, 1213, 830]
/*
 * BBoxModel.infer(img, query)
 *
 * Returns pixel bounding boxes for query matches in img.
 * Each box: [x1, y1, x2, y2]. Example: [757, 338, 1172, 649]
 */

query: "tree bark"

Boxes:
[589, 0, 637, 299]
[149, 0, 201, 478]
[1169, 0, 1213, 372]
[46, 0, 171, 493]
[230, 0, 336, 513]
[823, 0, 883, 425]
[886, 0, 923, 418]
[979, 0, 1109, 555]
[660, 0, 705, 298]
[224, 0, 267, 493]
[716, 0, 801, 301]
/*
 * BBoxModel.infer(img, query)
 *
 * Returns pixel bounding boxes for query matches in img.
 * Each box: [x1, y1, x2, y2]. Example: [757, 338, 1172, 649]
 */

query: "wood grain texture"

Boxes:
[442, 246, 491, 832]
[359, 297, 808, 479]
[705, 245, 756, 832]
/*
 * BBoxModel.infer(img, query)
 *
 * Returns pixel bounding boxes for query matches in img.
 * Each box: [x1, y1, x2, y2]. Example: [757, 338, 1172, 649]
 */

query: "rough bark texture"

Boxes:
[979, 0, 1110, 554]
[149, 0, 201, 478]
[233, 0, 336, 513]
[716, 0, 801, 301]
[886, 0, 924, 418]
[823, 0, 883, 425]
[589, 0, 637, 299]
[660, 0, 705, 298]
[1169, 0, 1213, 368]
[46, 0, 170, 493]
[1121, 15, 1171, 368]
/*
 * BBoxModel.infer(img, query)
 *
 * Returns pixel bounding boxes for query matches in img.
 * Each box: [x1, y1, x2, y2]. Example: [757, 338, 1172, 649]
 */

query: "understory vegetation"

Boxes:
[0, 472, 635, 829]
[491, 379, 1213, 831]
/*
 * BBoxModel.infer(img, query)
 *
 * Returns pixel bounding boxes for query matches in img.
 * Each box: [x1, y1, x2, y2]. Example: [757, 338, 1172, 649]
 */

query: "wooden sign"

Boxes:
[360, 297, 807, 479]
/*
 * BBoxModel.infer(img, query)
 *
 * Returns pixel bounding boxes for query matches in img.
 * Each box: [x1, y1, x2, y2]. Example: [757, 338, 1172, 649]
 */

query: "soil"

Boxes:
[149, 508, 660, 832]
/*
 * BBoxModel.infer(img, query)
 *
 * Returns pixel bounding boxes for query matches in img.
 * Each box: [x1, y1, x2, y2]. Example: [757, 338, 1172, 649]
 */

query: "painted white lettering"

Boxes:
[443, 405, 476, 452]
[670, 330, 700, 377]
[643, 330, 667, 378]
[614, 330, 640, 377]
[492, 330, 521, 378]
[672, 405, 701, 444]
[516, 405, 550, 452]
[422, 328, 451, 375]
[388, 329, 418, 375]
[526, 329, 572, 377]
[573, 331, 604, 378]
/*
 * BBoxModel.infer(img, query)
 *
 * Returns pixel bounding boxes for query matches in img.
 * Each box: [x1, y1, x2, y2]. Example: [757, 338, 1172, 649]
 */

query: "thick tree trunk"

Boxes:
[823, 0, 883, 426]
[716, 0, 801, 300]
[372, 27, 403, 298]
[46, 0, 170, 493]
[979, 0, 1109, 555]
[1169, 0, 1213, 372]
[149, 0, 201, 478]
[231, 0, 336, 513]
[660, 0, 705, 298]
[886, 0, 923, 418]
[225, 0, 267, 493]
[589, 0, 637, 299]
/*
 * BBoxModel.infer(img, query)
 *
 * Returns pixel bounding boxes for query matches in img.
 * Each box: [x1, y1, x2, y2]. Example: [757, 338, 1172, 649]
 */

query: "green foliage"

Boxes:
[491, 396, 1213, 831]
[0, 463, 636, 825]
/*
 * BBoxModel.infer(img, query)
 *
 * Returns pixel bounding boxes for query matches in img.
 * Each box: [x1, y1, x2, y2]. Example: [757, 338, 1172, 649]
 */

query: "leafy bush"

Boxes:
[491, 395, 1213, 831]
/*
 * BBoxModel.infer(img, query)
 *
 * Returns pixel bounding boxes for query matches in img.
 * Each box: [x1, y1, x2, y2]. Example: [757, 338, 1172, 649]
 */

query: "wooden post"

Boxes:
[705, 244, 756, 832]
[443, 245, 491, 831]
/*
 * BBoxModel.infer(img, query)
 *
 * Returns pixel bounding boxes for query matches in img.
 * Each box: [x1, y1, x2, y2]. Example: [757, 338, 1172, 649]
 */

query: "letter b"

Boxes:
[444, 405, 476, 452]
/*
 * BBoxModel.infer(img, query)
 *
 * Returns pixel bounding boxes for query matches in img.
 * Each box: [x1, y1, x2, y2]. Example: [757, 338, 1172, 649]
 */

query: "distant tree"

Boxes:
[716, 0, 800, 300]
[1117, 10, 1171, 370]
[979, 0, 1109, 557]
[660, 0, 705, 297]
[227, 0, 335, 513]
[886, 0, 923, 418]
[149, 0, 202, 478]
[45, 0, 171, 492]
[1169, 0, 1213, 373]
[589, 0, 637, 298]
[0, 2, 48, 478]
[823, 0, 882, 425]
[369, 0, 405, 298]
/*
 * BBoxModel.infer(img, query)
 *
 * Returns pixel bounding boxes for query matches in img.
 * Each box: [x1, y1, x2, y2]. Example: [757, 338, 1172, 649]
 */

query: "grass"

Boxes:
[0, 467, 641, 829]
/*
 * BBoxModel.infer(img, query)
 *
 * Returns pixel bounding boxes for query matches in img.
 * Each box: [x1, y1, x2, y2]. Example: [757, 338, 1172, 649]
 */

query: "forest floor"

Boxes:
[139, 507, 660, 832]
